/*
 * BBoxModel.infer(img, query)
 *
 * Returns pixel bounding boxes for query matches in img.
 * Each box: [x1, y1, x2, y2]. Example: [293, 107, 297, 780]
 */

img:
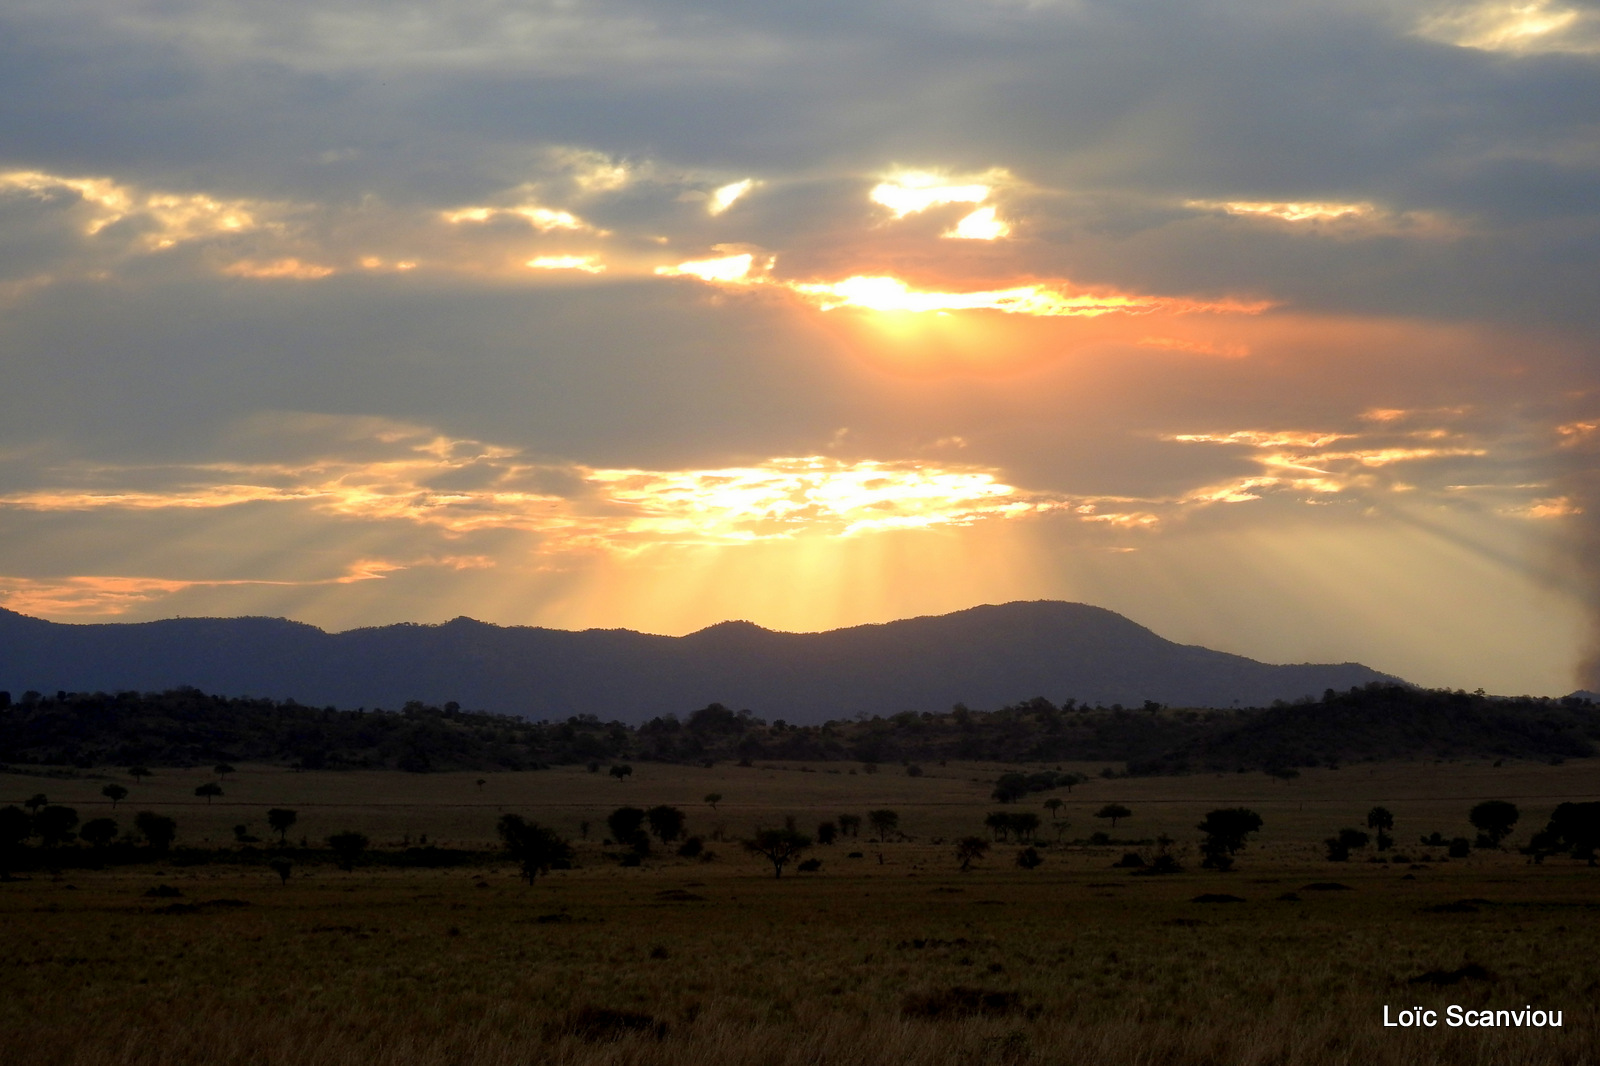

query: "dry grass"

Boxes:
[3, 758, 1598, 1064]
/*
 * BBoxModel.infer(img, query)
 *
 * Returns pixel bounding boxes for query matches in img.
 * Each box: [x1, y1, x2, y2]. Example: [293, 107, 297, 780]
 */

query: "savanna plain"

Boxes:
[3, 759, 1596, 1065]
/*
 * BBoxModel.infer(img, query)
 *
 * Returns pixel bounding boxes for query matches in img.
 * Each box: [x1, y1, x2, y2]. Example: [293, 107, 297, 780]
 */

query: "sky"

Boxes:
[2, 0, 1599, 696]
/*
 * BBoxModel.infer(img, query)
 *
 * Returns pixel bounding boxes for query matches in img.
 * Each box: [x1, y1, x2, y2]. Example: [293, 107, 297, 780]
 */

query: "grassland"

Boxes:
[3, 758, 1597, 1064]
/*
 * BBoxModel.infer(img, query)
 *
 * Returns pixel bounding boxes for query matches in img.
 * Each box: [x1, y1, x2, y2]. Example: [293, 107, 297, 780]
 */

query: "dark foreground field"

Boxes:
[3, 760, 1597, 1065]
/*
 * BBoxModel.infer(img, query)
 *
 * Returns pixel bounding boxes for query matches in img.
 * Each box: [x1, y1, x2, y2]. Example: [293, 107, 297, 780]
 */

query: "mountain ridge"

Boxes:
[0, 600, 1403, 722]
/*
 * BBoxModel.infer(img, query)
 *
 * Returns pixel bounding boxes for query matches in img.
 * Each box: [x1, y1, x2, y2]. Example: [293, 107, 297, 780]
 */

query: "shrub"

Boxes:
[1016, 847, 1043, 869]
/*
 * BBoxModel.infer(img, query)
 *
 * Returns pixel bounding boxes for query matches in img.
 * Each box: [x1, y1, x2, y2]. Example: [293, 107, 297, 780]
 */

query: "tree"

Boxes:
[195, 783, 223, 805]
[955, 836, 989, 872]
[1016, 847, 1044, 870]
[0, 805, 32, 879]
[609, 764, 633, 782]
[214, 764, 235, 780]
[24, 794, 47, 815]
[269, 858, 293, 885]
[745, 828, 811, 878]
[267, 808, 297, 844]
[1043, 798, 1064, 821]
[1059, 773, 1085, 794]
[985, 811, 1013, 842]
[128, 767, 152, 782]
[102, 783, 129, 809]
[646, 805, 687, 844]
[1197, 808, 1262, 871]
[867, 809, 899, 841]
[476, 778, 486, 791]
[1366, 806, 1395, 851]
[1325, 827, 1369, 862]
[1469, 800, 1520, 848]
[1095, 804, 1132, 830]
[991, 773, 1027, 803]
[327, 831, 370, 871]
[816, 821, 837, 845]
[497, 815, 575, 883]
[607, 807, 649, 853]
[1529, 801, 1600, 865]
[704, 793, 722, 810]
[837, 814, 862, 838]
[135, 811, 177, 853]
[35, 806, 79, 847]
[80, 818, 118, 849]
[1010, 812, 1040, 842]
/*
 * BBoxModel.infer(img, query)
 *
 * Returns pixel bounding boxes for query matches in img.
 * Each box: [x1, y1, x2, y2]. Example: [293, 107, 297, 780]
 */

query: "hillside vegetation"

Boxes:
[1, 683, 1595, 775]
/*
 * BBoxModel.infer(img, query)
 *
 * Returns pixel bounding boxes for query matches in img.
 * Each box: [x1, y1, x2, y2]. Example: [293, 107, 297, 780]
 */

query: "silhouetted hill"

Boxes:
[0, 601, 1401, 723]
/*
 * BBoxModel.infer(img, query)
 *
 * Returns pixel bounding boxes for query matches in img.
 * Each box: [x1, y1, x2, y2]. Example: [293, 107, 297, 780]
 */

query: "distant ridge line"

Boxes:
[0, 600, 1405, 723]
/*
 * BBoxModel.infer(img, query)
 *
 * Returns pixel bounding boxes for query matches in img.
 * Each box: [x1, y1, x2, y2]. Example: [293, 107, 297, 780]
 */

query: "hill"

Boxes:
[0, 601, 1399, 723]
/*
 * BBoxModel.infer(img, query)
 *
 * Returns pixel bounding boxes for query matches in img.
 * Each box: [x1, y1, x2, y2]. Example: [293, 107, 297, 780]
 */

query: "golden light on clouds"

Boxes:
[944, 206, 1011, 240]
[0, 169, 271, 251]
[1416, 0, 1597, 53]
[1190, 199, 1378, 223]
[222, 258, 336, 280]
[655, 252, 760, 283]
[708, 179, 757, 215]
[527, 255, 606, 273]
[783, 275, 1271, 318]
[440, 203, 596, 232]
[870, 171, 994, 218]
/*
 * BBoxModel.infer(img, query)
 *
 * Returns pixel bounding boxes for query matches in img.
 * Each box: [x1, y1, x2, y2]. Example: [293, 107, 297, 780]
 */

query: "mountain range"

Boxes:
[0, 600, 1402, 723]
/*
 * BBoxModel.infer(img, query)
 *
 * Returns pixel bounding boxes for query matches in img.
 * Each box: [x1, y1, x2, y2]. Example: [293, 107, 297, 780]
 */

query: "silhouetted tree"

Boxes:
[80, 818, 118, 849]
[128, 767, 151, 782]
[867, 809, 899, 841]
[607, 807, 649, 853]
[1016, 847, 1044, 870]
[493, 814, 573, 883]
[195, 783, 223, 805]
[269, 858, 293, 885]
[609, 764, 633, 782]
[1044, 798, 1064, 821]
[35, 806, 79, 847]
[991, 773, 1027, 803]
[267, 808, 297, 843]
[703, 793, 722, 810]
[1010, 812, 1040, 842]
[0, 805, 32, 879]
[135, 811, 177, 853]
[1059, 773, 1085, 794]
[328, 831, 369, 870]
[955, 836, 989, 872]
[646, 805, 687, 844]
[837, 814, 862, 838]
[1528, 801, 1600, 864]
[24, 794, 47, 815]
[1469, 800, 1519, 848]
[1095, 804, 1132, 830]
[1366, 806, 1395, 851]
[102, 783, 129, 809]
[214, 764, 235, 780]
[1325, 827, 1369, 861]
[475, 778, 486, 791]
[745, 827, 811, 878]
[816, 821, 837, 845]
[1197, 808, 1262, 871]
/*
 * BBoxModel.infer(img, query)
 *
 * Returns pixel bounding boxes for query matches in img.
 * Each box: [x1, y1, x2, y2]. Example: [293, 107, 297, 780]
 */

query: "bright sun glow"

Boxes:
[655, 253, 757, 283]
[784, 275, 1270, 317]
[708, 179, 756, 215]
[1190, 199, 1378, 223]
[944, 206, 1011, 240]
[527, 255, 606, 273]
[870, 172, 993, 218]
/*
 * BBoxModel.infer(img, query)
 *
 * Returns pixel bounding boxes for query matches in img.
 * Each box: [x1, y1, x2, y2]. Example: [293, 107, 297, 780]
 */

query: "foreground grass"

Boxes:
[3, 852, 1596, 1065]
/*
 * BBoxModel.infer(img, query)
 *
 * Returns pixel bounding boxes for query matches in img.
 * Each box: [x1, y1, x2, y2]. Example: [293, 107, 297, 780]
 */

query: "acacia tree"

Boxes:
[608, 764, 633, 782]
[1197, 808, 1262, 871]
[704, 793, 722, 811]
[837, 814, 862, 838]
[267, 808, 297, 844]
[745, 827, 811, 878]
[867, 809, 899, 841]
[497, 815, 575, 883]
[1095, 804, 1132, 830]
[35, 806, 79, 847]
[101, 784, 129, 809]
[80, 818, 118, 849]
[0, 805, 31, 879]
[646, 805, 687, 844]
[1043, 798, 1064, 821]
[1469, 800, 1520, 848]
[134, 811, 177, 853]
[195, 783, 223, 805]
[328, 831, 369, 870]
[24, 794, 47, 815]
[955, 836, 989, 872]
[607, 807, 649, 853]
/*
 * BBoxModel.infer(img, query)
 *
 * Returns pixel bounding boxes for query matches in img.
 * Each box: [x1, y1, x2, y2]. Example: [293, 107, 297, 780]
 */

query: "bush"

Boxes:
[1448, 837, 1471, 858]
[676, 836, 704, 859]
[1016, 847, 1043, 870]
